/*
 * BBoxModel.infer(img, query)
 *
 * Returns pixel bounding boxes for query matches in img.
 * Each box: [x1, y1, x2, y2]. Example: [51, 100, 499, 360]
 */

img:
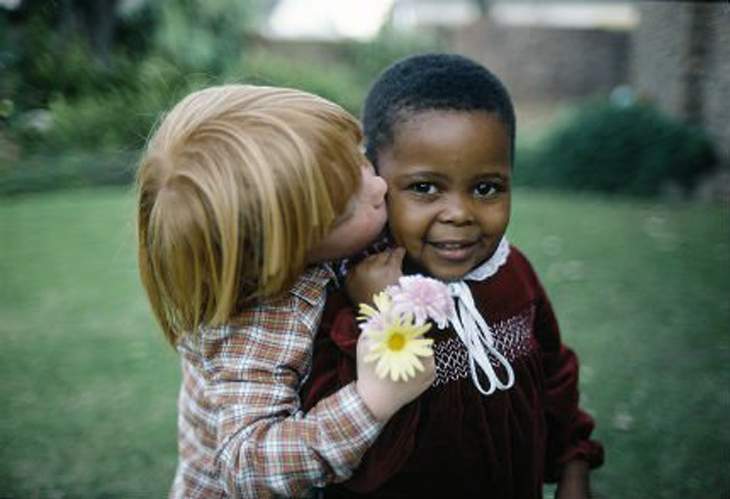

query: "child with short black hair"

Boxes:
[302, 54, 603, 498]
[136, 84, 435, 497]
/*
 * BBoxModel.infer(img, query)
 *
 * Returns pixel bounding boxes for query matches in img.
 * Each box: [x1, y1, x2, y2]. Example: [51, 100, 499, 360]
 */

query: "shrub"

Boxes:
[40, 58, 209, 154]
[0, 150, 138, 196]
[516, 102, 718, 197]
[234, 51, 366, 115]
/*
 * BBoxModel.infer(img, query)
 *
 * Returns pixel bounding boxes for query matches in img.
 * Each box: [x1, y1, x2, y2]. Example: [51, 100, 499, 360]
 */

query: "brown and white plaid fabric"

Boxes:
[170, 265, 383, 498]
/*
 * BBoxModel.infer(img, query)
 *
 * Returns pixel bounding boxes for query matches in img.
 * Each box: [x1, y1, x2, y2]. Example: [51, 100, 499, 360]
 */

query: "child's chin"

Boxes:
[430, 270, 470, 282]
[401, 254, 431, 277]
[402, 255, 469, 281]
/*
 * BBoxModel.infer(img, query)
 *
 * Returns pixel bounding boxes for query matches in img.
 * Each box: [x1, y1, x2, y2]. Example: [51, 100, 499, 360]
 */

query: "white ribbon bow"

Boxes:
[446, 237, 515, 396]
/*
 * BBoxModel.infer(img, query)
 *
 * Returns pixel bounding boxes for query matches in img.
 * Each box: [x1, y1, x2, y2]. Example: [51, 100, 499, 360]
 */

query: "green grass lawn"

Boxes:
[1, 187, 728, 498]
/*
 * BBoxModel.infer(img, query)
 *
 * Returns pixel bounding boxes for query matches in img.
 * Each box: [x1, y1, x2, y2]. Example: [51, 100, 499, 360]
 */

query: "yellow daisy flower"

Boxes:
[357, 291, 393, 323]
[361, 309, 434, 382]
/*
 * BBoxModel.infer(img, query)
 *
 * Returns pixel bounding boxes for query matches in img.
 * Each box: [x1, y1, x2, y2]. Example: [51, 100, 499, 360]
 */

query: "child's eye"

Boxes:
[474, 182, 500, 198]
[408, 182, 438, 195]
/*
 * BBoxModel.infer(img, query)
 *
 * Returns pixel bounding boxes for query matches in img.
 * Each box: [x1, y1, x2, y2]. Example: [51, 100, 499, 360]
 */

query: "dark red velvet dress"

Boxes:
[301, 247, 603, 498]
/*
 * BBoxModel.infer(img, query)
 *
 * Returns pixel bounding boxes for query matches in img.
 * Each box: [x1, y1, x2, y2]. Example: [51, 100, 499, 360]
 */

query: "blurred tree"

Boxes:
[0, 0, 155, 110]
[5, 0, 121, 67]
[57, 0, 120, 67]
[150, 0, 256, 74]
[0, 0, 267, 159]
[0, 0, 262, 112]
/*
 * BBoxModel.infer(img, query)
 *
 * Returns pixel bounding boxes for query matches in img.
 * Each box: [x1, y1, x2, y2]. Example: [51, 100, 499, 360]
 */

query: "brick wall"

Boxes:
[631, 3, 730, 168]
[450, 19, 630, 102]
[630, 4, 692, 118]
[702, 6, 730, 168]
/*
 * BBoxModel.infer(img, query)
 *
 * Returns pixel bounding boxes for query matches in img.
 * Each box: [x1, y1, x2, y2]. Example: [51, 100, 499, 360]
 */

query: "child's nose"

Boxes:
[439, 194, 473, 224]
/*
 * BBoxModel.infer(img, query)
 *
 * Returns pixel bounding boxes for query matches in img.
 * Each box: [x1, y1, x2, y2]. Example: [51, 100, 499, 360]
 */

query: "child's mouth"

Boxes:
[428, 240, 478, 261]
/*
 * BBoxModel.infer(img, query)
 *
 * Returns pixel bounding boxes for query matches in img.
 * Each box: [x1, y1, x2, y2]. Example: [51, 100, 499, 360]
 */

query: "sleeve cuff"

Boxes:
[335, 382, 385, 444]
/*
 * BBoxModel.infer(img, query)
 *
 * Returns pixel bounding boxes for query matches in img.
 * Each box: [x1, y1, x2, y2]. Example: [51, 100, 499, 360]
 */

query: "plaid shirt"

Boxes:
[170, 265, 383, 498]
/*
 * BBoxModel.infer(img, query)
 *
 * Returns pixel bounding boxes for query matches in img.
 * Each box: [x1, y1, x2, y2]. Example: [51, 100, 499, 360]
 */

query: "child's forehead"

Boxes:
[394, 108, 508, 136]
[378, 110, 513, 178]
[390, 109, 512, 149]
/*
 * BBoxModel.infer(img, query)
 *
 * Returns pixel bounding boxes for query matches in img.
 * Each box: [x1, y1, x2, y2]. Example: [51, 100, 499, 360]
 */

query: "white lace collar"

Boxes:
[463, 236, 511, 282]
[446, 237, 514, 396]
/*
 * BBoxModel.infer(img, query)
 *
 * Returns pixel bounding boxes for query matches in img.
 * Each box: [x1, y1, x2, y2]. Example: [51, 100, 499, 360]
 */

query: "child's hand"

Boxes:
[354, 329, 435, 422]
[555, 460, 591, 499]
[346, 247, 406, 307]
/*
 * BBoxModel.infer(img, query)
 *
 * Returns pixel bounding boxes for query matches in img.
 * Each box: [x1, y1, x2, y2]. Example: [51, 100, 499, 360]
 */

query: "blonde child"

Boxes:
[301, 54, 604, 498]
[135, 84, 434, 497]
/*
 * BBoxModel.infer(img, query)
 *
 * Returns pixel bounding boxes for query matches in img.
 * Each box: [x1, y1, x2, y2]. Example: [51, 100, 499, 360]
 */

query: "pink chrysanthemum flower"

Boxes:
[389, 275, 454, 329]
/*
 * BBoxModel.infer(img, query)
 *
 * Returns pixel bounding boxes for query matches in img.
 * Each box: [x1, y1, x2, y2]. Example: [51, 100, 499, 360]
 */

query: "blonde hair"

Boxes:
[136, 84, 363, 345]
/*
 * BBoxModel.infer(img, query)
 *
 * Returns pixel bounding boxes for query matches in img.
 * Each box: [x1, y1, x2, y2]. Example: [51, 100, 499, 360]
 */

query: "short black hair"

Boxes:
[362, 53, 516, 167]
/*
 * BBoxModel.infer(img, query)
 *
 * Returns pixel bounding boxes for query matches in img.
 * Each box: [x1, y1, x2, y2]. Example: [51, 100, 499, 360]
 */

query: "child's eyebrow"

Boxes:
[474, 172, 511, 181]
[397, 170, 511, 182]
[397, 170, 449, 181]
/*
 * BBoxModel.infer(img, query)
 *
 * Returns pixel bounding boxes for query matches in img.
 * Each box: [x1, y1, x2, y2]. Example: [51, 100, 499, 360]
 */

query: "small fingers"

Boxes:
[360, 251, 389, 267]
[359, 247, 404, 270]
[386, 247, 406, 266]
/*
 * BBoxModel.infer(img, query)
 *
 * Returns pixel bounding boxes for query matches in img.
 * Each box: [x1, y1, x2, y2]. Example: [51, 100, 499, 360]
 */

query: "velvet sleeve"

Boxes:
[531, 273, 604, 482]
